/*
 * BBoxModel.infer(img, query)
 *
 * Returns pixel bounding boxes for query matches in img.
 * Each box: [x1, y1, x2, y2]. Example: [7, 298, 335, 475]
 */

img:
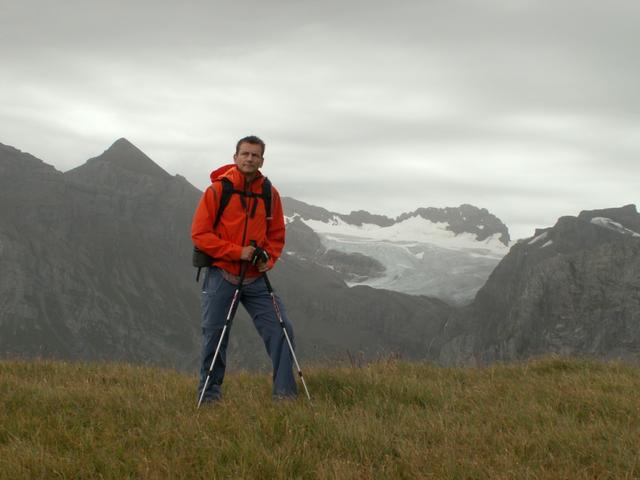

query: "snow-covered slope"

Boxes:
[283, 200, 510, 304]
[590, 217, 640, 238]
[302, 215, 507, 254]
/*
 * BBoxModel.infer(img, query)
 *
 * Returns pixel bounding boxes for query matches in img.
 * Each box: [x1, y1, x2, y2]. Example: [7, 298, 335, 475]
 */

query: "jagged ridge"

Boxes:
[283, 197, 509, 245]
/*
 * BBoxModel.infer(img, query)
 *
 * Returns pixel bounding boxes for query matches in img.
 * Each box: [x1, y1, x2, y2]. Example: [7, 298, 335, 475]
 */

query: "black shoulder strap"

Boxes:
[262, 177, 272, 220]
[213, 178, 234, 229]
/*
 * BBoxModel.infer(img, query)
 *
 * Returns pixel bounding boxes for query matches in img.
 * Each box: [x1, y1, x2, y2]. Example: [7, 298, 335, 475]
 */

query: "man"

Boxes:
[191, 135, 297, 403]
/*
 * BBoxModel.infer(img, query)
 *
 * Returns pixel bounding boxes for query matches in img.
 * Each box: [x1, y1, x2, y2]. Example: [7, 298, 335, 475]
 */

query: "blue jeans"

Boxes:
[197, 267, 297, 401]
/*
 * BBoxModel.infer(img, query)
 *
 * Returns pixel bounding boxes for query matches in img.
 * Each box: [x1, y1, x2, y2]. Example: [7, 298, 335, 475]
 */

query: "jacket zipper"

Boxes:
[239, 179, 254, 275]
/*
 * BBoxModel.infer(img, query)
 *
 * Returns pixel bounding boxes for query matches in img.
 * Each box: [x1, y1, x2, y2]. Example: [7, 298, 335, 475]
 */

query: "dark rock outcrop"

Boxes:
[320, 249, 386, 282]
[282, 217, 325, 259]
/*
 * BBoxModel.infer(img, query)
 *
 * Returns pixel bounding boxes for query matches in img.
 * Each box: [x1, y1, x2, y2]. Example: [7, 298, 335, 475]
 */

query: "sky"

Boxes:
[1, 0, 639, 240]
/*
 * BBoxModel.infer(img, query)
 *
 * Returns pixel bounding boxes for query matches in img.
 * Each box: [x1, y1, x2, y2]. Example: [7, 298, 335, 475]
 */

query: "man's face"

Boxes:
[233, 142, 264, 176]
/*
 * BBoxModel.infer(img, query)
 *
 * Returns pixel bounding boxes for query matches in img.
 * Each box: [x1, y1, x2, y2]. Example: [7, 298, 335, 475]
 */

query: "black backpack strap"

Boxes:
[213, 178, 234, 229]
[262, 177, 272, 220]
[249, 176, 272, 219]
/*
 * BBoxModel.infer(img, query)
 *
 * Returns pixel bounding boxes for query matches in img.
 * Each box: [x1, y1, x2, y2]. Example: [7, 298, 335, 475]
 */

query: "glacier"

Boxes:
[289, 214, 510, 305]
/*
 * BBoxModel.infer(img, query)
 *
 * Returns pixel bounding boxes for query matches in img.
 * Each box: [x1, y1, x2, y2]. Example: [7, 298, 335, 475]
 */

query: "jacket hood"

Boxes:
[209, 164, 263, 189]
[209, 163, 235, 182]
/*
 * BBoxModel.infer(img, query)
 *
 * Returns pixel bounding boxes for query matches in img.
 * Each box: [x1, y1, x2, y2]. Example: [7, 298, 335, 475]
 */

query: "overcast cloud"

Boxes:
[1, 0, 639, 239]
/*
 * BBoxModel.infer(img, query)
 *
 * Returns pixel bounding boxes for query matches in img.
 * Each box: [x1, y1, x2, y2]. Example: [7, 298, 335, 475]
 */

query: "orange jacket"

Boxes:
[191, 165, 286, 278]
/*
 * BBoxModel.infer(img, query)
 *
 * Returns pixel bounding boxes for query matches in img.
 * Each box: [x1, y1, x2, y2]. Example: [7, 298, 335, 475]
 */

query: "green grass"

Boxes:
[1, 357, 639, 479]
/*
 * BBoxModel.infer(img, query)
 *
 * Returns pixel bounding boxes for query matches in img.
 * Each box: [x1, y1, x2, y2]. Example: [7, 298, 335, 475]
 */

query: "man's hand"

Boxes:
[256, 259, 270, 272]
[253, 247, 270, 272]
[240, 245, 256, 261]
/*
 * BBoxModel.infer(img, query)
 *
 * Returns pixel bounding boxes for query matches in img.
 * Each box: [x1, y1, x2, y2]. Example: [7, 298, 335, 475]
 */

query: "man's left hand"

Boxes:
[256, 260, 270, 272]
[252, 246, 270, 272]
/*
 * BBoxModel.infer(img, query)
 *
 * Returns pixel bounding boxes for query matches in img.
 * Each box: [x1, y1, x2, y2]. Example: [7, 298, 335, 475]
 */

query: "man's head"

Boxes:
[235, 135, 265, 157]
[233, 135, 265, 180]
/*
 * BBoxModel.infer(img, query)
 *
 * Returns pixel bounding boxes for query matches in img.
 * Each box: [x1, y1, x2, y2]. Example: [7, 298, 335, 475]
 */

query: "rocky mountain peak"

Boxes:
[66, 138, 170, 183]
[95, 138, 170, 178]
[397, 204, 510, 246]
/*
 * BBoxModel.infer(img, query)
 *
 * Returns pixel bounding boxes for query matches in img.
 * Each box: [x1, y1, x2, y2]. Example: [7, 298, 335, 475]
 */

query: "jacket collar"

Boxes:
[219, 165, 263, 191]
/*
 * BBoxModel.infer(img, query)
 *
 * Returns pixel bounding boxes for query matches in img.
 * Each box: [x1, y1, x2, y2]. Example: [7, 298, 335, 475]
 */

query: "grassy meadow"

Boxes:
[1, 357, 639, 479]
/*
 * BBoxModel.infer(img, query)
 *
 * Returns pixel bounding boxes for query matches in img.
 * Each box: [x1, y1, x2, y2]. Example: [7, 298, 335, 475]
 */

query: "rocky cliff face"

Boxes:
[437, 204, 640, 365]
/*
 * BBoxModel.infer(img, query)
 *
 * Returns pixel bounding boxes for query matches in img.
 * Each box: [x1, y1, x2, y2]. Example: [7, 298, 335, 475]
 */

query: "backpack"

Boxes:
[192, 164, 272, 281]
[210, 164, 272, 228]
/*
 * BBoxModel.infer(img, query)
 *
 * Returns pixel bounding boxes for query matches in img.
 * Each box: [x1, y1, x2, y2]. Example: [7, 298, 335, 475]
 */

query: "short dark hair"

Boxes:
[235, 135, 266, 156]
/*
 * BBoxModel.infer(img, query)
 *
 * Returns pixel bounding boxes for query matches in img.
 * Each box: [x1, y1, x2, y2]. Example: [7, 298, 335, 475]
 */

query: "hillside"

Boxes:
[1, 358, 639, 479]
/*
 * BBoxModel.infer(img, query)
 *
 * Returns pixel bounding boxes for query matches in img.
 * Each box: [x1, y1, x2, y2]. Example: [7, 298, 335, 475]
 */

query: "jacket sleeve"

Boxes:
[262, 186, 286, 269]
[191, 185, 244, 260]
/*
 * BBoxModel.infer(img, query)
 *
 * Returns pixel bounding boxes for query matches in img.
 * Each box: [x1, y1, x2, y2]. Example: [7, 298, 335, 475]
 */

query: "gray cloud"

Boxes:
[1, 0, 638, 241]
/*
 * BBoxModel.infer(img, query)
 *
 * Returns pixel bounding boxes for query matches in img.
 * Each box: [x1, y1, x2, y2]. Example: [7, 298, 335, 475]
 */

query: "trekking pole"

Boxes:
[262, 270, 312, 403]
[197, 261, 249, 409]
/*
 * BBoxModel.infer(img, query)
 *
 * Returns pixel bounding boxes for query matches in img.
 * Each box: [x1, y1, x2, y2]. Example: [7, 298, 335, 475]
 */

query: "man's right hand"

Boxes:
[240, 245, 256, 261]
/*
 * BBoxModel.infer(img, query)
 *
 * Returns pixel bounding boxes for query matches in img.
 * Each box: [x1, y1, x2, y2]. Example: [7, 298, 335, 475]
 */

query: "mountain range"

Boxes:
[282, 197, 510, 304]
[0, 139, 451, 371]
[1, 138, 638, 369]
